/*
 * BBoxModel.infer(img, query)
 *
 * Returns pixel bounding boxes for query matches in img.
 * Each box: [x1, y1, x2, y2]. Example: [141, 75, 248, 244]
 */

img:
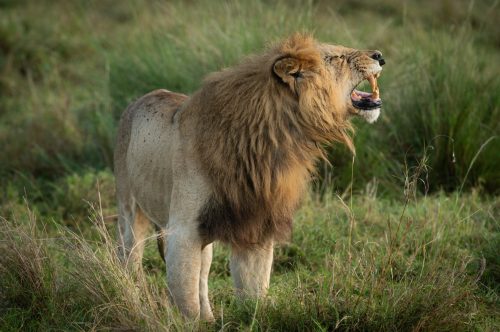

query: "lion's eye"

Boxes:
[324, 55, 345, 64]
[324, 55, 339, 63]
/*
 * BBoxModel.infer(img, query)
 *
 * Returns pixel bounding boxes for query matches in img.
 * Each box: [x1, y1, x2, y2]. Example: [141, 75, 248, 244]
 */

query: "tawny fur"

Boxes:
[181, 34, 354, 248]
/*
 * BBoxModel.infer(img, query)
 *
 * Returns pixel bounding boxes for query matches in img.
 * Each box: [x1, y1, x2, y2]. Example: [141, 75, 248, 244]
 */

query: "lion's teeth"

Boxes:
[367, 75, 380, 100]
[351, 90, 360, 101]
[367, 75, 376, 92]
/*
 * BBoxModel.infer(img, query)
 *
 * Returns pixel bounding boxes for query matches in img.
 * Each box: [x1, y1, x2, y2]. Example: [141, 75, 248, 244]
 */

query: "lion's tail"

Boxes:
[154, 225, 166, 262]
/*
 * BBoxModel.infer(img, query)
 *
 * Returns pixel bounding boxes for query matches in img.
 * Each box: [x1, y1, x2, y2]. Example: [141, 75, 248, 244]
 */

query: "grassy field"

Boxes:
[0, 0, 499, 330]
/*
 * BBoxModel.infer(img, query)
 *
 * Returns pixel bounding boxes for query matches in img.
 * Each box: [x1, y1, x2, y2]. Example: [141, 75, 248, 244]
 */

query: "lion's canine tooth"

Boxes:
[367, 75, 377, 93]
[367, 75, 380, 100]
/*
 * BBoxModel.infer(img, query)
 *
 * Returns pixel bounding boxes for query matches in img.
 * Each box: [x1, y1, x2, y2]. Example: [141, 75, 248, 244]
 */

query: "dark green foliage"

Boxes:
[326, 28, 500, 195]
[0, 0, 498, 194]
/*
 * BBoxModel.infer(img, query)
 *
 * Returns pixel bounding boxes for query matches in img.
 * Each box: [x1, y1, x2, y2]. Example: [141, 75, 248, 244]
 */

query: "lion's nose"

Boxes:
[371, 51, 385, 66]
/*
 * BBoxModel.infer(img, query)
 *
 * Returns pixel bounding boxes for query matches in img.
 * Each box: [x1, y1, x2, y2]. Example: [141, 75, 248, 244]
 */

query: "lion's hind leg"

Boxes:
[117, 202, 150, 273]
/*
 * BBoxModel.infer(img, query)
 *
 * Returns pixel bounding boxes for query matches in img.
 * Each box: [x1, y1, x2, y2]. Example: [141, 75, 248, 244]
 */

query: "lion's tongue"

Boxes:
[351, 90, 372, 101]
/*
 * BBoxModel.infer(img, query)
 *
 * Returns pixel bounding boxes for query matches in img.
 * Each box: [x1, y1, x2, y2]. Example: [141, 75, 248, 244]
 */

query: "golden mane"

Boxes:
[179, 34, 354, 248]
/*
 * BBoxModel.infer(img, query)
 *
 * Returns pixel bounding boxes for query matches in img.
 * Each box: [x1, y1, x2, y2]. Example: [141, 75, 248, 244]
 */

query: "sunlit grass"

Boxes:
[1, 179, 498, 330]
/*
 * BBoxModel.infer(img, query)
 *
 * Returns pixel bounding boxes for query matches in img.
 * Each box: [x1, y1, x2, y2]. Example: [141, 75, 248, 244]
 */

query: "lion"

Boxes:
[114, 33, 384, 321]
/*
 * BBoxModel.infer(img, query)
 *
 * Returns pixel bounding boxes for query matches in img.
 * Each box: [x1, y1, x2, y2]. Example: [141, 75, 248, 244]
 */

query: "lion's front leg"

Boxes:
[230, 240, 274, 298]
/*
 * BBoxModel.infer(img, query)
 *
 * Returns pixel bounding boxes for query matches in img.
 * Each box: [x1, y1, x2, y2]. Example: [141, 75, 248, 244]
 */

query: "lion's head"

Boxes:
[273, 35, 385, 127]
[319, 43, 384, 123]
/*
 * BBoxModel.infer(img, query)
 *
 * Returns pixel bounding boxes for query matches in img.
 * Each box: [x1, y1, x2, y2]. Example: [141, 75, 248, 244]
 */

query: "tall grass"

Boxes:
[1, 183, 498, 330]
[0, 0, 498, 195]
[330, 26, 500, 195]
[0, 1, 112, 177]
[108, 0, 500, 195]
[0, 200, 194, 331]
[380, 27, 499, 193]
[108, 0, 318, 112]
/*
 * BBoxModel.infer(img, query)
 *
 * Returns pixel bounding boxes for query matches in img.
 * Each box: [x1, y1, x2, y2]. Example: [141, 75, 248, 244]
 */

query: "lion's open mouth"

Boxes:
[351, 73, 381, 111]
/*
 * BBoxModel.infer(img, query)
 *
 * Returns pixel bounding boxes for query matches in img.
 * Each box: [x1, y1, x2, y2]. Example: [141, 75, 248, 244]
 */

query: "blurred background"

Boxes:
[1, 1, 499, 330]
[0, 0, 499, 219]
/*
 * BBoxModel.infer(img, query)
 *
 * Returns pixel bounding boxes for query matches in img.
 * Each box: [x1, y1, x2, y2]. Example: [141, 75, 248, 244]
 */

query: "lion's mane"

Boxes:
[179, 34, 353, 248]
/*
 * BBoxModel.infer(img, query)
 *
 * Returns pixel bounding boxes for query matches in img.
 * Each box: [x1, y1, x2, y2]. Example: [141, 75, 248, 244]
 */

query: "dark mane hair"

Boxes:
[180, 33, 354, 248]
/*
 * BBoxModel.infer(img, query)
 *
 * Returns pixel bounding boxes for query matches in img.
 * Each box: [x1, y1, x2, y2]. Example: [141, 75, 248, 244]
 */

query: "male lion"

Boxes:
[114, 34, 384, 320]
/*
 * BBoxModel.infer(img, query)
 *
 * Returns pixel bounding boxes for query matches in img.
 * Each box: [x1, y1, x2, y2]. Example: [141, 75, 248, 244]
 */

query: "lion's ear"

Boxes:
[273, 57, 303, 88]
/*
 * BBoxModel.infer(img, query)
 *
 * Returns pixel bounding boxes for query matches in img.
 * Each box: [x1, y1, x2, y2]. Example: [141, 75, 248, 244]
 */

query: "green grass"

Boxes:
[0, 0, 499, 330]
[1, 172, 498, 330]
[0, 0, 498, 194]
[108, 0, 500, 195]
